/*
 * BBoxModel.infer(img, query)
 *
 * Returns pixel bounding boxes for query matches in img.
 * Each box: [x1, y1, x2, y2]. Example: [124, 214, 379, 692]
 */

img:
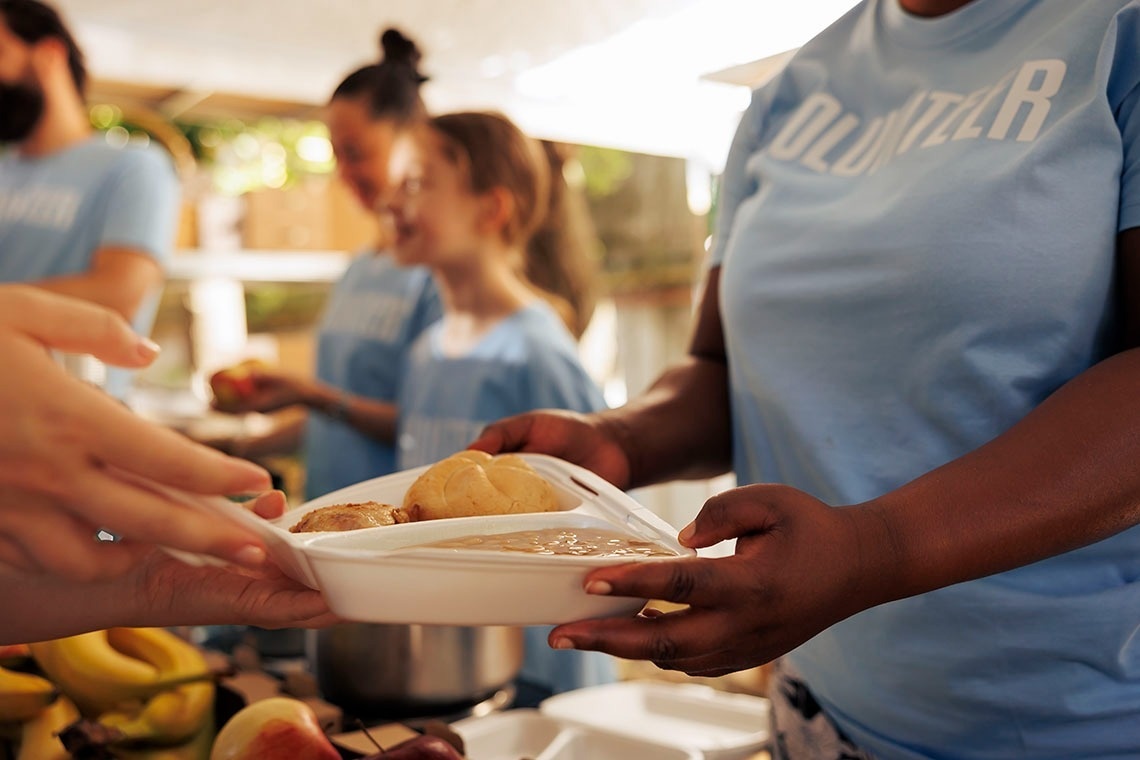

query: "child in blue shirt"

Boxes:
[387, 111, 614, 697]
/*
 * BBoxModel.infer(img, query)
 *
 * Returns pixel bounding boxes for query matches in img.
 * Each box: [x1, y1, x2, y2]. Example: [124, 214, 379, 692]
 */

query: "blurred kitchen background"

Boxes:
[56, 0, 858, 532]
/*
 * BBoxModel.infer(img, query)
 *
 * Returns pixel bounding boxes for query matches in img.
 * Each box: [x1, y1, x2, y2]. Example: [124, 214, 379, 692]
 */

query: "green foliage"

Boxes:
[244, 283, 331, 333]
[90, 104, 335, 196]
[576, 146, 635, 199]
[179, 117, 335, 195]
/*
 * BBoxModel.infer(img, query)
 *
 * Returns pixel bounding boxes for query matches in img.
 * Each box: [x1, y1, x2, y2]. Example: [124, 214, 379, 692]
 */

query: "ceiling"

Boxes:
[56, 0, 858, 167]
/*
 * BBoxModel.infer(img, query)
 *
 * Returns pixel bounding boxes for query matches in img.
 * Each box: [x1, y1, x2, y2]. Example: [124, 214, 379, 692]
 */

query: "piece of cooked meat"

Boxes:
[289, 501, 410, 533]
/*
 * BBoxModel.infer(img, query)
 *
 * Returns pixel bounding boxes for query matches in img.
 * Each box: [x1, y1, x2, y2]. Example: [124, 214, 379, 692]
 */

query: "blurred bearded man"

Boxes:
[0, 0, 179, 398]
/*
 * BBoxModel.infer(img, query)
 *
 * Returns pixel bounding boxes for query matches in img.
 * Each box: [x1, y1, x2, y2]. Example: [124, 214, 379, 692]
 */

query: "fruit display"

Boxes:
[2, 627, 216, 759]
[1, 630, 473, 759]
[31, 629, 187, 716]
[55, 627, 217, 753]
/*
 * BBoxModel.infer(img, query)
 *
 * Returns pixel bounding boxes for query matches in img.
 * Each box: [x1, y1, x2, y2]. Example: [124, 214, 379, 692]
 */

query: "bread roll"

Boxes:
[403, 452, 558, 521]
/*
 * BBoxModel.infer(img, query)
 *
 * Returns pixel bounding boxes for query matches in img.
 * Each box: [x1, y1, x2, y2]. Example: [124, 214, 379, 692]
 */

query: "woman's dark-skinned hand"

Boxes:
[468, 409, 633, 491]
[547, 483, 895, 677]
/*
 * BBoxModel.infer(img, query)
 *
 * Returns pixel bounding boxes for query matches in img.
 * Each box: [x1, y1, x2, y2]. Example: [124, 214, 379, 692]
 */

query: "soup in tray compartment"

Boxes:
[412, 526, 682, 558]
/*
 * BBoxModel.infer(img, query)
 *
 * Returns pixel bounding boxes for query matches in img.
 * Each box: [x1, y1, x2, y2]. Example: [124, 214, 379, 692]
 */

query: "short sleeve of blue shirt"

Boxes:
[98, 146, 180, 267]
[1111, 5, 1140, 230]
[0, 138, 180, 282]
[709, 89, 771, 269]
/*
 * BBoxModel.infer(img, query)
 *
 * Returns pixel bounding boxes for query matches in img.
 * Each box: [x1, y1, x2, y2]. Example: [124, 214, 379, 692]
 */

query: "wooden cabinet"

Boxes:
[241, 176, 379, 253]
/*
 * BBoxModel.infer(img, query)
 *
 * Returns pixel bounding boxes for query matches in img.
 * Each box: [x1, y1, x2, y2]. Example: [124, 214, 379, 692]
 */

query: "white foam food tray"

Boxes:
[160, 454, 693, 626]
[454, 709, 701, 760]
[454, 681, 771, 760]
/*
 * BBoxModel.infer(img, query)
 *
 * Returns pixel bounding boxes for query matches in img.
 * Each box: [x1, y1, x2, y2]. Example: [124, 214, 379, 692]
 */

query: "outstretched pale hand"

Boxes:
[0, 494, 337, 644]
[132, 554, 337, 633]
[127, 492, 337, 632]
[546, 484, 893, 677]
[0, 286, 276, 582]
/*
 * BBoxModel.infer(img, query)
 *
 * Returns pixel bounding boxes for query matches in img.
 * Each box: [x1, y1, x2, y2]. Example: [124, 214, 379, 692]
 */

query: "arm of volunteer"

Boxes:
[1117, 228, 1140, 346]
[598, 268, 734, 489]
[33, 246, 163, 322]
[212, 373, 398, 446]
[304, 384, 398, 443]
[35, 146, 179, 322]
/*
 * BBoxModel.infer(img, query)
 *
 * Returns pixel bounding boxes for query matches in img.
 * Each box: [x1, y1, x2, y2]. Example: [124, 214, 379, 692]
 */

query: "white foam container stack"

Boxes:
[454, 681, 772, 760]
[162, 453, 693, 626]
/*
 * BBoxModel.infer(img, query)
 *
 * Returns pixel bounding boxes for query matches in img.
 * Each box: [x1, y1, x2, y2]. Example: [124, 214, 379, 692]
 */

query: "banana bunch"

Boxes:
[31, 629, 164, 717]
[30, 627, 215, 716]
[0, 651, 61, 759]
[32, 627, 216, 759]
[0, 664, 57, 723]
[95, 627, 216, 746]
[111, 713, 216, 760]
[15, 694, 78, 760]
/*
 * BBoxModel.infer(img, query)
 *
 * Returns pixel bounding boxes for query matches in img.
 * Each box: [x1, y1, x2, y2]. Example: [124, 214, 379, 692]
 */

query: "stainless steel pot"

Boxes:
[306, 623, 524, 717]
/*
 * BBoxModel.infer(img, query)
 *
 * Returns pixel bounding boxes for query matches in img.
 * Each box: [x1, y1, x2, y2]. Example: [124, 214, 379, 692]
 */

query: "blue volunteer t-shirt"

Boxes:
[303, 251, 440, 500]
[0, 136, 180, 397]
[397, 300, 614, 696]
[396, 301, 605, 469]
[712, 0, 1140, 757]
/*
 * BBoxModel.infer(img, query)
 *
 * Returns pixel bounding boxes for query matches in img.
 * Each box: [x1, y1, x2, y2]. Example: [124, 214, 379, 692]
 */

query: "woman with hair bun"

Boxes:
[211, 28, 442, 501]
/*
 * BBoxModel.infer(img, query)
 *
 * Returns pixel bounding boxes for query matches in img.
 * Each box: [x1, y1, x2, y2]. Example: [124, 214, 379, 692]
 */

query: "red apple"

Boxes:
[209, 696, 339, 760]
[0, 642, 31, 664]
[209, 360, 264, 409]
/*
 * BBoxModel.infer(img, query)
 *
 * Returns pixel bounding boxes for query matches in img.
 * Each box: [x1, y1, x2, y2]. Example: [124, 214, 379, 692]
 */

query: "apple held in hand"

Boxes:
[209, 359, 265, 410]
[209, 696, 339, 760]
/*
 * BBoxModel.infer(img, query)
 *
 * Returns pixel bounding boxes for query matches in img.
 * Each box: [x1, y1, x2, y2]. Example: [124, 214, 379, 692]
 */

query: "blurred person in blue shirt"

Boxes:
[0, 0, 180, 399]
[210, 30, 441, 501]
